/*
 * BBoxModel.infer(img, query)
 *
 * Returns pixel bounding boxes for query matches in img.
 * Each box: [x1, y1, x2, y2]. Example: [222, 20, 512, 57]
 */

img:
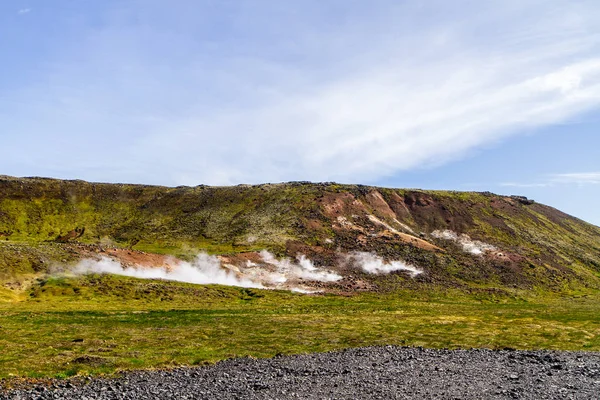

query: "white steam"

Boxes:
[74, 254, 263, 288]
[259, 251, 342, 283]
[73, 251, 342, 292]
[72, 250, 421, 292]
[431, 230, 497, 255]
[347, 252, 422, 277]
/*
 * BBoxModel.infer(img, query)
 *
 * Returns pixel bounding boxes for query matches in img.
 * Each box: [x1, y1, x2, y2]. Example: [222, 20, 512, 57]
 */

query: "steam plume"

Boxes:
[431, 230, 496, 255]
[72, 250, 420, 292]
[74, 254, 263, 288]
[347, 252, 422, 276]
[73, 251, 342, 292]
[259, 251, 342, 282]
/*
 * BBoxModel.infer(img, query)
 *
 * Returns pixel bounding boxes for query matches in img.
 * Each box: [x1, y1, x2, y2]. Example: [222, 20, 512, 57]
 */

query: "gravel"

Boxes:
[2, 347, 599, 399]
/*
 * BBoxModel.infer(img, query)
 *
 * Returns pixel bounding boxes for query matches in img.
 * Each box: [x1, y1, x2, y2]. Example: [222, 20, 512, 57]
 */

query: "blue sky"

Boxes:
[1, 0, 600, 226]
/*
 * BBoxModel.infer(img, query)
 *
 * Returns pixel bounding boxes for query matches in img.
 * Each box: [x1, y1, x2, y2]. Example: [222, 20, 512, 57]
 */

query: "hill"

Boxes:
[1, 175, 599, 295]
[2, 175, 600, 379]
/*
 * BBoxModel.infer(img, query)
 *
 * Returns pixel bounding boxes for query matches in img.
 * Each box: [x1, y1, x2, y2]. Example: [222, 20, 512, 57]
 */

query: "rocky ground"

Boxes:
[2, 347, 599, 399]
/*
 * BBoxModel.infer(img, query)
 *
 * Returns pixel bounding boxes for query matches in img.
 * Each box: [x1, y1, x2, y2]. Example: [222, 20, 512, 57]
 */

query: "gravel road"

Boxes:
[2, 347, 599, 399]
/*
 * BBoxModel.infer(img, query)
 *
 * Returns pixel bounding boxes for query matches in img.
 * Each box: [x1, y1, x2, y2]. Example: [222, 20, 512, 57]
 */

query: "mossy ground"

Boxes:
[1, 275, 599, 380]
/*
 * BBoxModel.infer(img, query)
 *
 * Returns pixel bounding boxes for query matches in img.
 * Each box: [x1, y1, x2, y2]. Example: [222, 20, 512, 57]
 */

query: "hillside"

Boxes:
[1, 175, 599, 295]
[2, 175, 600, 379]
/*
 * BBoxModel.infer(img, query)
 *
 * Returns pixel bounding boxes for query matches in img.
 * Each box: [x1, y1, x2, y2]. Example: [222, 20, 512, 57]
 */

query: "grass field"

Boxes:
[1, 275, 599, 380]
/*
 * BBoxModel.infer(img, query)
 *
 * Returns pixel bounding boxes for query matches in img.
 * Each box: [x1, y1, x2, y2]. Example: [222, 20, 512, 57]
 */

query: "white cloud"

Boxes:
[551, 172, 600, 184]
[17, 8, 31, 14]
[500, 182, 553, 188]
[502, 172, 600, 187]
[3, 0, 600, 185]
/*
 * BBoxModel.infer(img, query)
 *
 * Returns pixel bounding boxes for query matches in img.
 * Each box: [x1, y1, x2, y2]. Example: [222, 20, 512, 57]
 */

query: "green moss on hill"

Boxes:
[1, 176, 599, 292]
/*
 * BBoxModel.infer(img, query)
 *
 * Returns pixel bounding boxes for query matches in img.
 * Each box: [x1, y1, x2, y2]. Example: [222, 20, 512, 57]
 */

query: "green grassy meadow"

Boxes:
[1, 275, 599, 379]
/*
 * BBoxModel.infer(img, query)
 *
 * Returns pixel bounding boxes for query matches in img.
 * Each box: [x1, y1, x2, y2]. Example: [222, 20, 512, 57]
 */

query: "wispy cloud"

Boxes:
[552, 172, 600, 184]
[17, 8, 31, 14]
[502, 172, 600, 187]
[500, 182, 553, 188]
[3, 0, 600, 185]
